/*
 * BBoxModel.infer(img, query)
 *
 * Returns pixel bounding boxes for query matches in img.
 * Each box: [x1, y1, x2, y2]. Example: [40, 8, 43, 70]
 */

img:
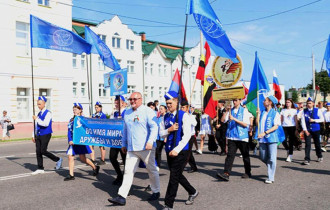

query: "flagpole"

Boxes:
[200, 31, 203, 109]
[189, 78, 197, 104]
[173, 14, 189, 143]
[86, 54, 92, 116]
[257, 90, 260, 135]
[90, 54, 94, 113]
[30, 46, 36, 139]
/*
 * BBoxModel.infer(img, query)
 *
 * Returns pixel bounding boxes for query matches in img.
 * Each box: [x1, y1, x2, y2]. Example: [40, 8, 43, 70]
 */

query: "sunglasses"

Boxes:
[128, 98, 141, 101]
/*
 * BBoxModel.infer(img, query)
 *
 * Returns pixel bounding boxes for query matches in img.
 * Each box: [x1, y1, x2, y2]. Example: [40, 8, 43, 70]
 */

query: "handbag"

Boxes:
[7, 123, 14, 131]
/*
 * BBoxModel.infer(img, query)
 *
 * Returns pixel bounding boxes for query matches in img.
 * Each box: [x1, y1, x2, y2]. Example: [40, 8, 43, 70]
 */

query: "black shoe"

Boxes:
[108, 196, 126, 206]
[98, 160, 106, 165]
[217, 172, 229, 181]
[241, 173, 251, 179]
[186, 190, 199, 205]
[112, 177, 123, 186]
[147, 192, 160, 201]
[64, 175, 75, 181]
[93, 165, 100, 176]
[219, 152, 226, 156]
[144, 185, 152, 192]
[187, 169, 198, 173]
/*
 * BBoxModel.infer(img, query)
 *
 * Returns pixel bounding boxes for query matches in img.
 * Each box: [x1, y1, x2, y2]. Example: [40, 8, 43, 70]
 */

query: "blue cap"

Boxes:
[294, 103, 298, 108]
[267, 95, 278, 105]
[306, 97, 313, 102]
[327, 103, 330, 106]
[74, 103, 83, 110]
[115, 95, 125, 101]
[95, 101, 102, 106]
[38, 96, 47, 102]
[164, 91, 178, 101]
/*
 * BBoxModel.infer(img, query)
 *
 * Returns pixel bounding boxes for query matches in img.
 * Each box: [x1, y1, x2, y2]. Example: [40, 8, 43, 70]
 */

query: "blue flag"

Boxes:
[246, 52, 270, 117]
[323, 35, 330, 77]
[84, 26, 121, 71]
[186, 0, 238, 63]
[109, 68, 128, 96]
[30, 15, 91, 54]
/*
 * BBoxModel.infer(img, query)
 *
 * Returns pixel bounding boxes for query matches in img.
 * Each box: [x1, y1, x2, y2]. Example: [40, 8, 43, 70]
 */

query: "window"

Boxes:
[112, 37, 121, 48]
[72, 54, 77, 68]
[309, 91, 314, 98]
[81, 82, 86, 97]
[128, 85, 136, 94]
[159, 87, 162, 97]
[151, 86, 154, 98]
[99, 84, 106, 97]
[81, 54, 86, 69]
[301, 91, 307, 98]
[38, 0, 49, 6]
[164, 87, 168, 96]
[150, 63, 153, 75]
[192, 72, 196, 80]
[39, 89, 51, 110]
[191, 56, 195, 64]
[17, 88, 30, 121]
[145, 86, 149, 98]
[126, 40, 134, 50]
[158, 64, 162, 76]
[99, 34, 106, 43]
[144, 62, 148, 75]
[73, 82, 77, 97]
[98, 56, 105, 70]
[164, 65, 167, 77]
[16, 22, 29, 56]
[117, 59, 121, 66]
[127, 60, 135, 73]
[193, 91, 197, 101]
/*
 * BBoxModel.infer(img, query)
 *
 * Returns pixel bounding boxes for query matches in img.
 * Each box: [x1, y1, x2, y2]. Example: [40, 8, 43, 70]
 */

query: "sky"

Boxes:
[72, 0, 330, 90]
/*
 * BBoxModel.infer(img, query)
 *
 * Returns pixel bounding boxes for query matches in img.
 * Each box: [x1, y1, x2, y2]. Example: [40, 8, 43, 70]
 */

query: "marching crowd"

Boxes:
[3, 91, 329, 210]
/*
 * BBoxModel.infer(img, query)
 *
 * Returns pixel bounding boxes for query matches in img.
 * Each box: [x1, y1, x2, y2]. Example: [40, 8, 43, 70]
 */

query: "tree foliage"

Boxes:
[306, 70, 330, 101]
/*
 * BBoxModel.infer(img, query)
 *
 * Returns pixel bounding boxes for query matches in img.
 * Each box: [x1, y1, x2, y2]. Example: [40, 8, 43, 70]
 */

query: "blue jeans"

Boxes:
[259, 143, 277, 181]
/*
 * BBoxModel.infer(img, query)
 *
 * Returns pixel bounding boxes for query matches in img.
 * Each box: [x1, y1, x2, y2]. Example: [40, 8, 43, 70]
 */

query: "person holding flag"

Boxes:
[31, 96, 63, 175]
[256, 94, 283, 184]
[300, 97, 325, 165]
[160, 91, 198, 209]
[90, 101, 107, 165]
[216, 98, 252, 181]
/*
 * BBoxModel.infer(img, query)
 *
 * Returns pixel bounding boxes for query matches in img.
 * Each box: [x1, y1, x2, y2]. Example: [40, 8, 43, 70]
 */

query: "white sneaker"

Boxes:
[265, 179, 274, 184]
[196, 150, 202, 155]
[31, 169, 45, 175]
[156, 166, 159, 171]
[286, 155, 292, 162]
[55, 157, 63, 170]
[321, 147, 327, 152]
[239, 155, 243, 158]
[317, 158, 323, 162]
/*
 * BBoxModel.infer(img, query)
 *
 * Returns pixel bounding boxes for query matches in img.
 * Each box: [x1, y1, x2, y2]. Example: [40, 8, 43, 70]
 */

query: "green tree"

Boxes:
[291, 90, 298, 102]
[306, 70, 330, 101]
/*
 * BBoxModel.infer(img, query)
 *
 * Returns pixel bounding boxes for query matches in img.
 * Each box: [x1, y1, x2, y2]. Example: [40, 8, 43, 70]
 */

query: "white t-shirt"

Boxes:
[259, 111, 281, 143]
[280, 108, 297, 127]
[324, 111, 330, 123]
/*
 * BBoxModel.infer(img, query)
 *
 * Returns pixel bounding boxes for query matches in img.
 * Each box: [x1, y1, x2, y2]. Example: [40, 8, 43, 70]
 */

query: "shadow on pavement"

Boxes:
[281, 165, 330, 175]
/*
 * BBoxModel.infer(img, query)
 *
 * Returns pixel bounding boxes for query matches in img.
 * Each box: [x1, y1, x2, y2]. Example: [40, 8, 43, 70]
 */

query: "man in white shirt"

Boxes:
[217, 98, 252, 181]
[160, 91, 198, 209]
[31, 96, 62, 175]
[1, 110, 11, 140]
[300, 98, 324, 165]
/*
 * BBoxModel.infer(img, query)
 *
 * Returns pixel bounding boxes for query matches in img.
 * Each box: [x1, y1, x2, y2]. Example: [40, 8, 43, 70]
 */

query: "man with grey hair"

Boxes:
[108, 92, 160, 206]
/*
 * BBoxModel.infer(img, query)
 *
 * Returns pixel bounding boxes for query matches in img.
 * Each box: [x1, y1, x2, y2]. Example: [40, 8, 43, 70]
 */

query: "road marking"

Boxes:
[0, 155, 15, 159]
[0, 164, 98, 182]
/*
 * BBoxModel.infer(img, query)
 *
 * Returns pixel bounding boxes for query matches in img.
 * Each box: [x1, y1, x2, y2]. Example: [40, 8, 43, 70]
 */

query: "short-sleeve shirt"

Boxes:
[280, 109, 297, 127]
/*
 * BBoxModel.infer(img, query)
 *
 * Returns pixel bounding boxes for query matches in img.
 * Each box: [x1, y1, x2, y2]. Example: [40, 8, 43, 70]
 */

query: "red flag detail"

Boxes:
[196, 42, 211, 86]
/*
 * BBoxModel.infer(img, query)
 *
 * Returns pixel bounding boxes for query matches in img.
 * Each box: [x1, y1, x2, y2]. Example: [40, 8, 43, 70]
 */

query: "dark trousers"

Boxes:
[283, 126, 297, 155]
[36, 134, 59, 170]
[215, 129, 226, 153]
[165, 150, 196, 208]
[224, 140, 251, 175]
[109, 147, 126, 179]
[304, 130, 322, 161]
[156, 140, 165, 167]
[186, 136, 197, 171]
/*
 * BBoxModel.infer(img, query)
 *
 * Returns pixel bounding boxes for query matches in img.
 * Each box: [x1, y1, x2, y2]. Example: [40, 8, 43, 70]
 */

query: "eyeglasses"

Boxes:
[128, 98, 141, 101]
[166, 102, 172, 105]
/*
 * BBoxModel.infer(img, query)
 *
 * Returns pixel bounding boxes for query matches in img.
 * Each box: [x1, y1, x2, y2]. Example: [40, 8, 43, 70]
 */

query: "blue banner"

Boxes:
[109, 68, 128, 96]
[323, 34, 330, 77]
[30, 15, 91, 54]
[85, 26, 121, 70]
[73, 116, 124, 148]
[186, 0, 238, 63]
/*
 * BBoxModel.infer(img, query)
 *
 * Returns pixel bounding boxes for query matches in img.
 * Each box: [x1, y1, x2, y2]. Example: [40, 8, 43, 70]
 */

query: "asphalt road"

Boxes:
[0, 138, 329, 210]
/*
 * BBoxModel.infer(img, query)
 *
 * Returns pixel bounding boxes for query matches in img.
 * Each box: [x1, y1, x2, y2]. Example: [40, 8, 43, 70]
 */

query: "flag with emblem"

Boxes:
[196, 42, 211, 85]
[203, 56, 217, 118]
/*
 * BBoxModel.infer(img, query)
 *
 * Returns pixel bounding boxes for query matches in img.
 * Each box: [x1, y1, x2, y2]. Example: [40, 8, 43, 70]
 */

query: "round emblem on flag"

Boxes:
[97, 42, 111, 58]
[53, 30, 73, 47]
[212, 55, 243, 88]
[194, 14, 225, 39]
[113, 73, 124, 90]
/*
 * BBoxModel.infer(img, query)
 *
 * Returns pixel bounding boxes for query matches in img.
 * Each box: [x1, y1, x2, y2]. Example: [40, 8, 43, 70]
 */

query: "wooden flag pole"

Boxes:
[86, 54, 92, 116]
[30, 46, 36, 138]
[189, 78, 197, 104]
